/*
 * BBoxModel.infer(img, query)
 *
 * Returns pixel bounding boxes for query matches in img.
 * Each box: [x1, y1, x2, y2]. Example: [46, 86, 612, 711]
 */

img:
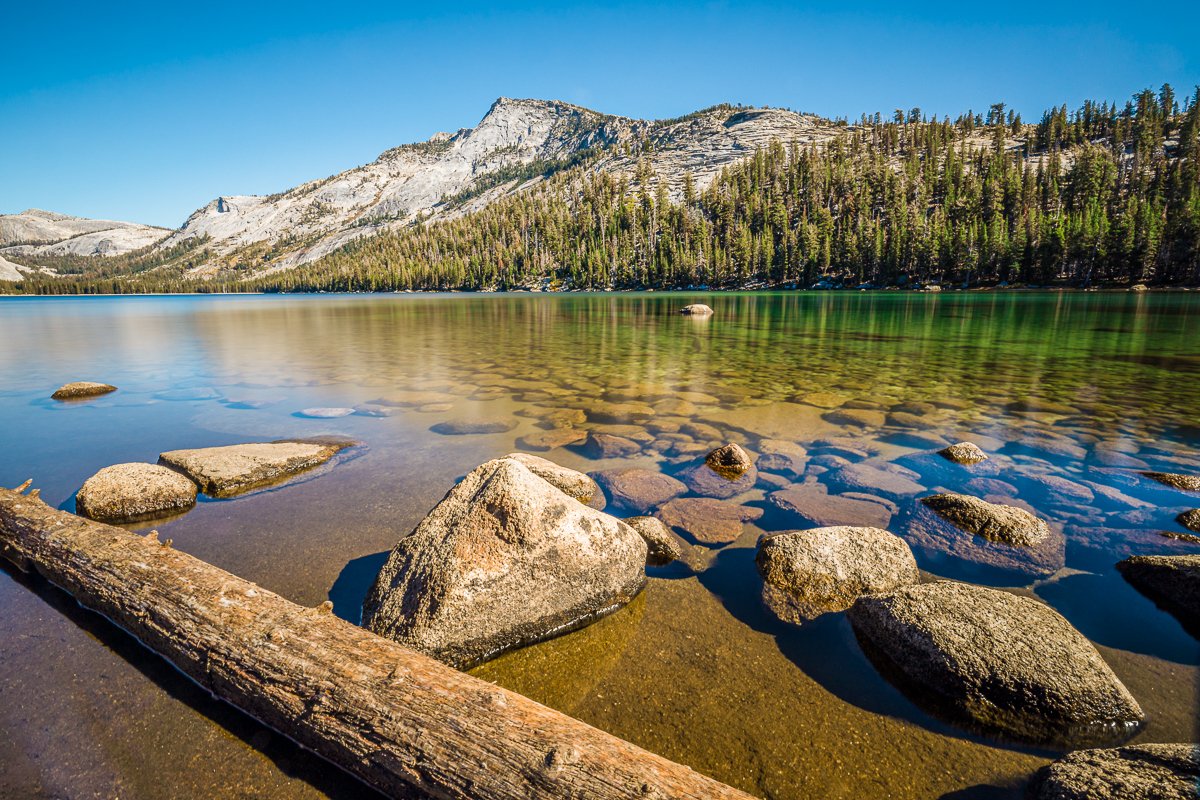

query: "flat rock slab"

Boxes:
[848, 581, 1143, 746]
[827, 462, 924, 499]
[705, 402, 839, 441]
[680, 461, 758, 499]
[756, 526, 918, 624]
[51, 381, 116, 400]
[362, 457, 647, 668]
[576, 432, 642, 459]
[76, 463, 198, 523]
[768, 483, 893, 529]
[1116, 554, 1200, 637]
[656, 497, 763, 545]
[158, 440, 349, 497]
[516, 428, 588, 451]
[1029, 743, 1200, 800]
[430, 419, 517, 435]
[591, 468, 686, 514]
[297, 407, 355, 418]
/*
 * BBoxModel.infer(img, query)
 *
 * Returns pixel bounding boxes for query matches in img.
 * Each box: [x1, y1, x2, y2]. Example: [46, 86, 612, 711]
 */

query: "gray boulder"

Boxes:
[679, 303, 714, 316]
[1116, 554, 1200, 636]
[756, 526, 918, 624]
[504, 453, 598, 504]
[159, 439, 351, 497]
[76, 463, 198, 523]
[51, 381, 116, 400]
[705, 443, 753, 479]
[1029, 743, 1200, 800]
[591, 468, 686, 513]
[847, 582, 1143, 745]
[362, 457, 647, 668]
[938, 442, 989, 465]
[920, 493, 1050, 546]
[625, 516, 682, 566]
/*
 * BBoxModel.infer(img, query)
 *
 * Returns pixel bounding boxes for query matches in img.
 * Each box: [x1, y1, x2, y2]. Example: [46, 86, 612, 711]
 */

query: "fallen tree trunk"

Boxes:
[0, 485, 753, 800]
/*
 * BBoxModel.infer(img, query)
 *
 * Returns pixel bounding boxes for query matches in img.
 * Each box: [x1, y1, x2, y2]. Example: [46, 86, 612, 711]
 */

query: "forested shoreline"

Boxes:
[6, 86, 1199, 295]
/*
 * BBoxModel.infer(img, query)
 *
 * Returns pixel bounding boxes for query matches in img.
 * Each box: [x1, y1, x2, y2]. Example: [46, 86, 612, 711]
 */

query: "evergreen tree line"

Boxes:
[6, 86, 1199, 295]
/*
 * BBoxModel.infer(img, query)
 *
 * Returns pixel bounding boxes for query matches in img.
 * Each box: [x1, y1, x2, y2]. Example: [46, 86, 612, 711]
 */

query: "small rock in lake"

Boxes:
[1177, 509, 1200, 532]
[51, 381, 116, 400]
[297, 407, 355, 418]
[920, 493, 1050, 546]
[361, 456, 647, 668]
[504, 453, 598, 504]
[1116, 554, 1200, 636]
[679, 303, 714, 316]
[657, 497, 764, 545]
[768, 483, 894, 529]
[76, 462, 198, 523]
[705, 443, 754, 479]
[516, 428, 588, 451]
[158, 439, 351, 497]
[828, 461, 924, 500]
[847, 581, 1144, 745]
[576, 431, 642, 459]
[1028, 743, 1199, 800]
[430, 419, 517, 435]
[938, 442, 989, 465]
[756, 526, 919, 624]
[591, 468, 686, 514]
[680, 458, 758, 499]
[1142, 472, 1200, 492]
[625, 516, 683, 565]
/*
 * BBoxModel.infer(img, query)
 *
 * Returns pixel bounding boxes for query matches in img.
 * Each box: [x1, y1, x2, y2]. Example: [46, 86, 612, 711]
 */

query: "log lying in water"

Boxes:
[0, 485, 753, 800]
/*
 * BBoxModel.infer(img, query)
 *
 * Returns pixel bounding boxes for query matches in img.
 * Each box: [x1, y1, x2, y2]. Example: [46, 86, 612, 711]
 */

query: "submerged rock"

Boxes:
[680, 459, 758, 499]
[361, 457, 647, 668]
[756, 526, 918, 624]
[505, 453, 598, 504]
[430, 418, 517, 435]
[827, 461, 924, 500]
[158, 440, 350, 497]
[591, 468, 686, 513]
[1116, 554, 1200, 636]
[679, 303, 714, 316]
[625, 516, 683, 566]
[1029, 743, 1200, 800]
[657, 497, 763, 545]
[848, 582, 1144, 745]
[51, 381, 116, 400]
[768, 483, 893, 529]
[516, 428, 588, 451]
[705, 443, 753, 479]
[1143, 472, 1200, 492]
[823, 408, 887, 428]
[577, 431, 641, 459]
[938, 442, 989, 465]
[76, 463, 198, 523]
[297, 407, 355, 418]
[920, 493, 1050, 546]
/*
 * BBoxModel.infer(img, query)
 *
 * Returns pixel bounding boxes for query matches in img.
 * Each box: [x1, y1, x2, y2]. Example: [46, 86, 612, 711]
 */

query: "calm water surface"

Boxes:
[0, 292, 1197, 799]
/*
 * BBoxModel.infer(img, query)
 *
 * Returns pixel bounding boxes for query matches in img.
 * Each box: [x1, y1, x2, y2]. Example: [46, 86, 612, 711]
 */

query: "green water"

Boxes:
[0, 291, 1197, 798]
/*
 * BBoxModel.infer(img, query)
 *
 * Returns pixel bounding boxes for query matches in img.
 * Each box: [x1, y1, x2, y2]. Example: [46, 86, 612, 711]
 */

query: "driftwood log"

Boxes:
[0, 485, 753, 800]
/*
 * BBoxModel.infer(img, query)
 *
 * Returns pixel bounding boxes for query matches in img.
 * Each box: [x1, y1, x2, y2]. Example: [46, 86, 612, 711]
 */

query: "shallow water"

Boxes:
[0, 291, 1197, 798]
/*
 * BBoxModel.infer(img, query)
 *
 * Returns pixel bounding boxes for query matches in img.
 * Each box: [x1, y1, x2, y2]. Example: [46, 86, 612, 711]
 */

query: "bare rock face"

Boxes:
[920, 493, 1050, 546]
[756, 527, 919, 624]
[679, 303, 714, 315]
[1116, 554, 1200, 636]
[938, 442, 989, 465]
[1028, 743, 1200, 800]
[591, 468, 686, 514]
[847, 582, 1144, 746]
[624, 516, 682, 565]
[705, 443, 753, 479]
[768, 483, 894, 529]
[504, 453, 598, 504]
[362, 457, 647, 668]
[657, 497, 764, 545]
[75, 463, 198, 523]
[158, 440, 350, 497]
[51, 381, 116, 400]
[1143, 472, 1200, 492]
[1178, 509, 1200, 532]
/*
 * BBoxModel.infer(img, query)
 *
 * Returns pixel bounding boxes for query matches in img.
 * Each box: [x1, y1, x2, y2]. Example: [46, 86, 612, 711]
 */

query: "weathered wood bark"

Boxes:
[0, 486, 754, 800]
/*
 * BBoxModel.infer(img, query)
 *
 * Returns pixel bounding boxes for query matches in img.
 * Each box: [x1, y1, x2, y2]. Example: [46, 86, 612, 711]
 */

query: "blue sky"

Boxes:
[3, 1, 1198, 228]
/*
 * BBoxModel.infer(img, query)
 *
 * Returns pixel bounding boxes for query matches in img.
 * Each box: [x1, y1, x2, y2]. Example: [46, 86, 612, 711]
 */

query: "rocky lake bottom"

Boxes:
[0, 291, 1197, 798]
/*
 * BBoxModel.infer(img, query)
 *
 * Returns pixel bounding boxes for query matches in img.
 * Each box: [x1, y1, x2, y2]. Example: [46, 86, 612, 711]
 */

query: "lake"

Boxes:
[0, 291, 1197, 799]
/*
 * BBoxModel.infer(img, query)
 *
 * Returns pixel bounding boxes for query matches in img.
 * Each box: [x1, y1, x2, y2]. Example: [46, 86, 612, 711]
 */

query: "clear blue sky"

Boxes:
[3, 0, 1197, 228]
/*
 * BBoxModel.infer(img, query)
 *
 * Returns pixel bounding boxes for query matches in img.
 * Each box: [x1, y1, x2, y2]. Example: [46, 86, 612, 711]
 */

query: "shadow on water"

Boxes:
[1036, 571, 1200, 665]
[328, 551, 390, 625]
[0, 559, 388, 800]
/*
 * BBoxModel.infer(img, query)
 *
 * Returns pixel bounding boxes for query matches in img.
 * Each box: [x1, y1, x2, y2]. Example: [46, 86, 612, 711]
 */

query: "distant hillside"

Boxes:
[4, 87, 1199, 292]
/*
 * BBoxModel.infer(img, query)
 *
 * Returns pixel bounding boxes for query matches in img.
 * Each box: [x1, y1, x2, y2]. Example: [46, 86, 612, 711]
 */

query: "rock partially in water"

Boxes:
[705, 443, 753, 479]
[680, 459, 758, 499]
[158, 439, 350, 497]
[362, 457, 647, 669]
[1028, 743, 1200, 800]
[516, 428, 588, 451]
[847, 582, 1144, 746]
[768, 483, 893, 529]
[51, 381, 117, 400]
[76, 462, 198, 523]
[921, 493, 1050, 546]
[679, 303, 714, 316]
[1178, 509, 1200, 532]
[756, 526, 919, 624]
[430, 418, 517, 435]
[577, 431, 641, 459]
[1116, 554, 1200, 636]
[1142, 472, 1200, 492]
[625, 516, 683, 565]
[505, 453, 598, 504]
[657, 497, 764, 545]
[297, 407, 355, 418]
[591, 468, 686, 514]
[939, 442, 988, 465]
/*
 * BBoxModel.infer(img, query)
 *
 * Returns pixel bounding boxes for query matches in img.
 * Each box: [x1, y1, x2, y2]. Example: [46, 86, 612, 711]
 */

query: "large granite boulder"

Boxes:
[657, 497, 764, 545]
[362, 457, 647, 668]
[1116, 554, 1200, 637]
[624, 516, 683, 566]
[51, 381, 116, 400]
[1028, 743, 1200, 800]
[768, 483, 894, 528]
[591, 468, 686, 514]
[847, 582, 1143, 745]
[756, 526, 919, 624]
[75, 463, 198, 523]
[504, 453, 598, 505]
[158, 439, 351, 497]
